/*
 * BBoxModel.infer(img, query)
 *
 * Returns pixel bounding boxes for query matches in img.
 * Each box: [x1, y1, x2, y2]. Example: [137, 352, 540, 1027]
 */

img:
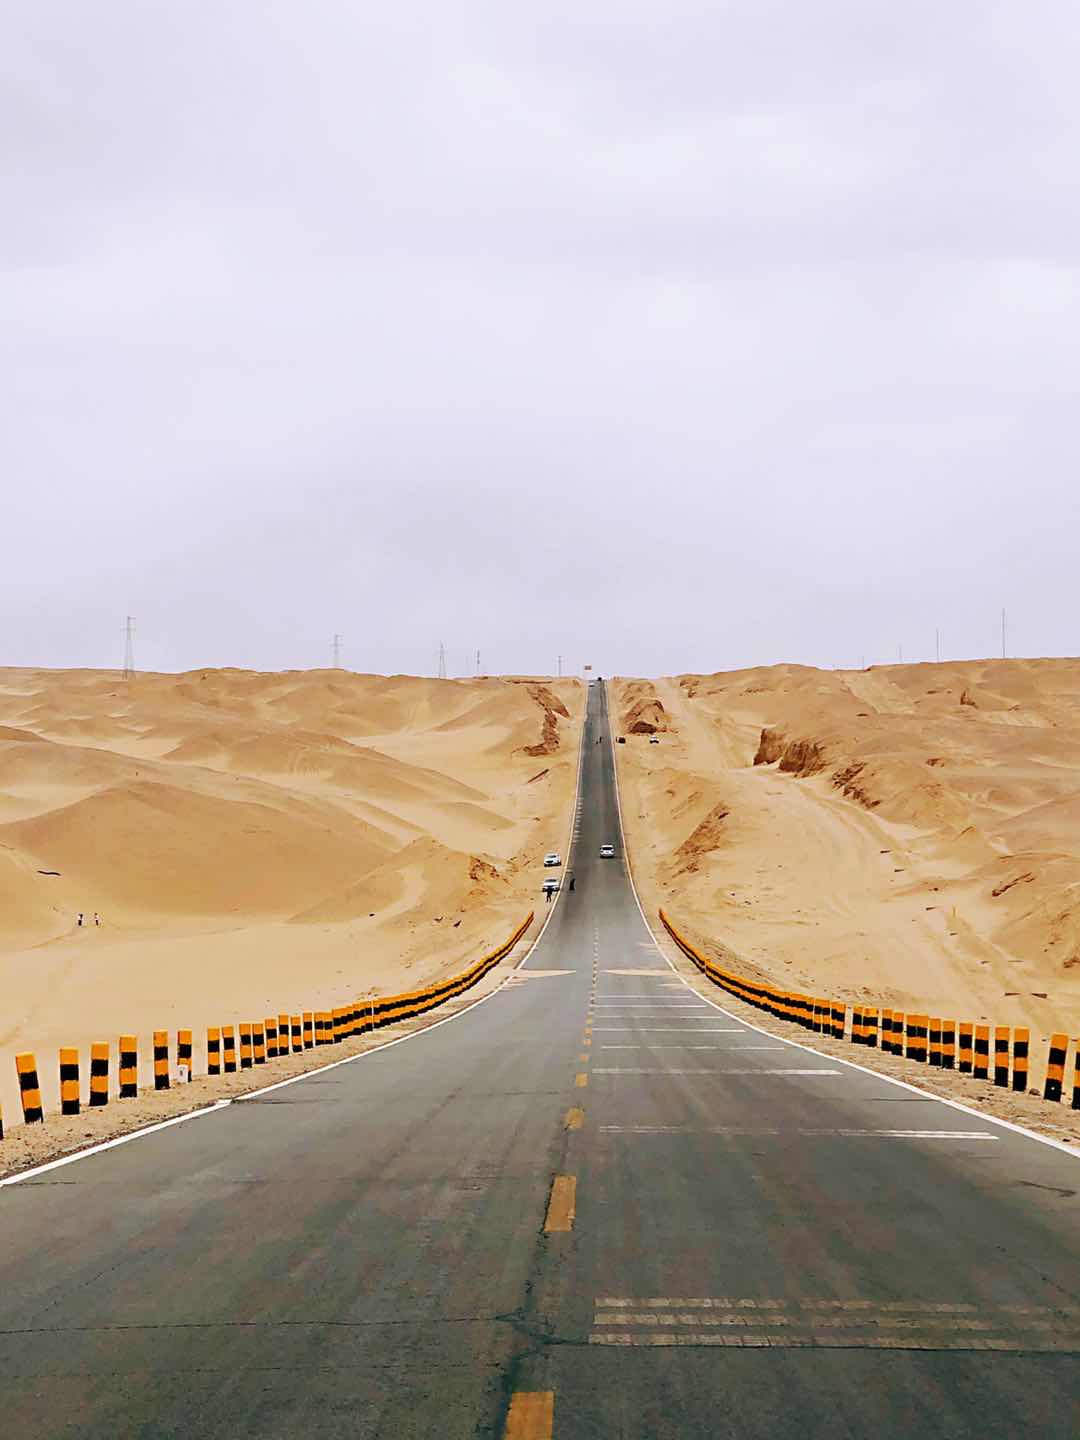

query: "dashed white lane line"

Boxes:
[599, 1126, 998, 1139]
[592, 1068, 845, 1077]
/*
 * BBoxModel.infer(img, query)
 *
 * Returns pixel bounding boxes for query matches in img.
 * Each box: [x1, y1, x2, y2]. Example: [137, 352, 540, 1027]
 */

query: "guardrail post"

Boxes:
[908, 1015, 928, 1063]
[265, 1016, 278, 1058]
[1044, 1034, 1067, 1102]
[929, 1019, 942, 1066]
[153, 1031, 170, 1090]
[973, 1025, 990, 1081]
[1012, 1027, 1029, 1092]
[303, 1012, 314, 1048]
[90, 1042, 109, 1106]
[253, 1022, 266, 1064]
[864, 1006, 879, 1049]
[60, 1047, 80, 1115]
[278, 1013, 291, 1052]
[120, 1034, 138, 1095]
[207, 1027, 221, 1076]
[941, 1020, 956, 1070]
[291, 1015, 302, 1053]
[15, 1053, 42, 1123]
[994, 1026, 1010, 1088]
[1072, 1044, 1080, 1109]
[240, 1023, 253, 1069]
[958, 1023, 973, 1073]
[177, 1029, 192, 1081]
[222, 1025, 237, 1073]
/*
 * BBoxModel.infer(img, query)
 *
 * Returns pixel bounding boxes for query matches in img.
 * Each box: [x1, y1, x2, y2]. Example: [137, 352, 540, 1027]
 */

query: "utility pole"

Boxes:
[332, 634, 342, 669]
[438, 642, 447, 680]
[122, 616, 136, 680]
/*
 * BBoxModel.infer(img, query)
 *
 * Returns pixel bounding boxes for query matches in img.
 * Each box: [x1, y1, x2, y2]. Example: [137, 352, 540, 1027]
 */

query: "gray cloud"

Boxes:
[4, 2, 1079, 676]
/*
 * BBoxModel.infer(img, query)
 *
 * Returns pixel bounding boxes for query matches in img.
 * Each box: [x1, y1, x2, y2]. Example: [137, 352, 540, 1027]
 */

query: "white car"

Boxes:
[543, 852, 562, 867]
[542, 877, 560, 894]
[599, 844, 615, 859]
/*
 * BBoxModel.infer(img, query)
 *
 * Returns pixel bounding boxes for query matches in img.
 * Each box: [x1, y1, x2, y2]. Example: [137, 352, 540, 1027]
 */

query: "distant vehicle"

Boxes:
[542, 877, 560, 894]
[543, 852, 562, 867]
[599, 843, 615, 859]
[649, 736, 660, 744]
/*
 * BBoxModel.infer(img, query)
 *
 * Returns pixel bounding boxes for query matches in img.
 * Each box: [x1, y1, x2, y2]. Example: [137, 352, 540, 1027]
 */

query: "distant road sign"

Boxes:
[584, 665, 593, 672]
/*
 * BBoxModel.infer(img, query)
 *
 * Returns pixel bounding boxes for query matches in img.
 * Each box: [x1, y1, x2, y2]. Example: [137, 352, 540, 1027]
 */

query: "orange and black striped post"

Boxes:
[265, 1017, 278, 1059]
[958, 1022, 973, 1073]
[222, 1025, 237, 1073]
[89, 1042, 109, 1106]
[852, 1006, 865, 1045]
[893, 1012, 906, 1056]
[60, 1047, 80, 1115]
[0, 1102, 3, 1139]
[153, 1031, 170, 1090]
[864, 1006, 879, 1049]
[15, 1053, 43, 1124]
[120, 1034, 138, 1095]
[994, 1026, 1010, 1088]
[333, 1007, 345, 1043]
[239, 1023, 253, 1069]
[927, 1019, 944, 1065]
[1012, 1027, 1029, 1093]
[881, 1009, 893, 1053]
[278, 1013, 290, 1054]
[177, 1029, 193, 1080]
[831, 1002, 845, 1041]
[253, 1022, 266, 1065]
[207, 1027, 221, 1076]
[941, 1020, 956, 1070]
[907, 1015, 928, 1063]
[1044, 1033, 1068, 1102]
[973, 1024, 990, 1081]
[291, 1016, 302, 1053]
[1072, 1045, 1080, 1110]
[303, 1012, 314, 1048]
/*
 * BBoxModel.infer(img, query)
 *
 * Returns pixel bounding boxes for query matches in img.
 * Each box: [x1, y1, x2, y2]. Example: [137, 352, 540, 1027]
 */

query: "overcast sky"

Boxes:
[5, 2, 1079, 678]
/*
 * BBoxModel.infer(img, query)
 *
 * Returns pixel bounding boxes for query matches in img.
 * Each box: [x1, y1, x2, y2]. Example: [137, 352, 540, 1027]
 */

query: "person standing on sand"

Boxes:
[93, 912, 100, 926]
[569, 876, 576, 892]
[77, 912, 84, 927]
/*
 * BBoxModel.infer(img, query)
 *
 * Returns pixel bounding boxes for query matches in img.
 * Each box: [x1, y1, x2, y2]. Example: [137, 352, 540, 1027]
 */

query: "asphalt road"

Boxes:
[1, 681, 1078, 1437]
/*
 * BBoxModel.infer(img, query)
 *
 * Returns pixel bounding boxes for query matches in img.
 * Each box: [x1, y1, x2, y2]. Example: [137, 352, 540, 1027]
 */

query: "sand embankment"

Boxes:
[0, 669, 582, 1120]
[612, 661, 1080, 1053]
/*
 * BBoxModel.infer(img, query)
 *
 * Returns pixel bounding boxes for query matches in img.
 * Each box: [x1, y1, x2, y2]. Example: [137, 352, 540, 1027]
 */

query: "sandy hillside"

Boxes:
[612, 661, 1080, 1047]
[0, 668, 582, 1118]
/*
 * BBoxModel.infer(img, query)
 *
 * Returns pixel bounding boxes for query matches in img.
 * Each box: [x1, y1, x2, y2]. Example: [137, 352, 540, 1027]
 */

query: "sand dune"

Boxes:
[613, 660, 1080, 1043]
[0, 668, 582, 1117]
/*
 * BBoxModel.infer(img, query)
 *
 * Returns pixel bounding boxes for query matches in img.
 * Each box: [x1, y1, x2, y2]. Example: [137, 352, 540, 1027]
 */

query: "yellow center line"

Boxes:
[545, 1175, 576, 1232]
[579, 1052, 589, 1062]
[504, 1391, 554, 1439]
[576, 1072, 588, 1088]
[564, 1106, 585, 1130]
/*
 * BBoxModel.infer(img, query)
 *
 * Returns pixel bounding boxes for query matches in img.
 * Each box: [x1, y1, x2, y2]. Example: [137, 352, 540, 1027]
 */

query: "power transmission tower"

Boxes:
[332, 634, 342, 669]
[122, 616, 136, 680]
[438, 642, 447, 680]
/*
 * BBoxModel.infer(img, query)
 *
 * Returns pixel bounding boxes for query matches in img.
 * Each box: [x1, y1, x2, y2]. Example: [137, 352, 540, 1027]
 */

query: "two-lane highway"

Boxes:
[1, 682, 1078, 1436]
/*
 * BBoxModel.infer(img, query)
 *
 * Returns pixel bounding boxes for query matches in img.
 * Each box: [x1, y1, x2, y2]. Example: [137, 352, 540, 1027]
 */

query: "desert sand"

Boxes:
[0, 668, 582, 1122]
[613, 661, 1080, 1082]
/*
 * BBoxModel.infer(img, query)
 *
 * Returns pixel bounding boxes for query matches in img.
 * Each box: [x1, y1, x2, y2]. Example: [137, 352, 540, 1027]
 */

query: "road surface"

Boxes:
[1, 682, 1078, 1436]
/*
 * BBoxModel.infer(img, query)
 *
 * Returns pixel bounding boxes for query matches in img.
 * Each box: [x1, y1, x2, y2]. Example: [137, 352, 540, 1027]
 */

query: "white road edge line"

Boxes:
[0, 686, 592, 1188]
[607, 691, 1080, 1163]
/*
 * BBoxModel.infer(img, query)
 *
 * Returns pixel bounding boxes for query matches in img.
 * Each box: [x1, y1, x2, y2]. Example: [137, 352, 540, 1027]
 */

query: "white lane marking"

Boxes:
[598, 1126, 997, 1139]
[607, 725, 1080, 1163]
[592, 1068, 844, 1076]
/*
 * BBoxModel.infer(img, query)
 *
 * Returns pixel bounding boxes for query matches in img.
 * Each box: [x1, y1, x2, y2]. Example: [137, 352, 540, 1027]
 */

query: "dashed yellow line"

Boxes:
[576, 1072, 588, 1088]
[504, 1390, 554, 1438]
[564, 1106, 585, 1130]
[545, 1175, 576, 1232]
